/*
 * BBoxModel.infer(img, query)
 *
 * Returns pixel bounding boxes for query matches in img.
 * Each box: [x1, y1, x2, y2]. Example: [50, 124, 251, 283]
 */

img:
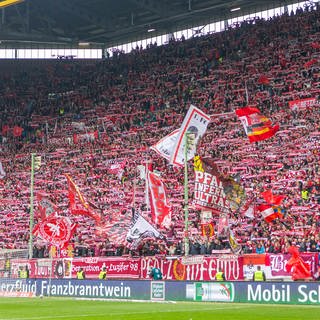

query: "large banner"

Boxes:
[242, 253, 317, 280]
[10, 257, 141, 279]
[140, 255, 244, 281]
[71, 257, 140, 279]
[193, 156, 229, 213]
[269, 253, 317, 277]
[8, 253, 318, 280]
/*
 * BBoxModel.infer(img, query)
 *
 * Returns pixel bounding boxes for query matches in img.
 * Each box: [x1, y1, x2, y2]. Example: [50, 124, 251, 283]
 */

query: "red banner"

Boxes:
[269, 253, 317, 277]
[140, 255, 244, 281]
[9, 254, 318, 280]
[70, 257, 141, 279]
[288, 97, 316, 110]
[10, 257, 141, 279]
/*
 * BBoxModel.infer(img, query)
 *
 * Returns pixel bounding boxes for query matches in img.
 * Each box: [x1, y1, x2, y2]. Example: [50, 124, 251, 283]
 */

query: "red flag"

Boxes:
[257, 75, 270, 85]
[106, 159, 126, 179]
[13, 125, 23, 137]
[65, 174, 101, 223]
[1, 124, 9, 136]
[235, 107, 279, 143]
[257, 204, 282, 223]
[148, 171, 171, 228]
[285, 246, 311, 280]
[201, 222, 214, 237]
[311, 42, 320, 49]
[304, 58, 317, 69]
[261, 189, 285, 206]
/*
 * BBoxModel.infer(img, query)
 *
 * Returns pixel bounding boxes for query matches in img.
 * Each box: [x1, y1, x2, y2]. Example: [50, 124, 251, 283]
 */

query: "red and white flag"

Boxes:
[288, 97, 317, 110]
[73, 130, 98, 144]
[148, 171, 171, 228]
[33, 213, 77, 247]
[243, 204, 254, 219]
[217, 214, 229, 235]
[106, 159, 126, 179]
[258, 204, 281, 223]
[170, 105, 210, 167]
[235, 107, 279, 143]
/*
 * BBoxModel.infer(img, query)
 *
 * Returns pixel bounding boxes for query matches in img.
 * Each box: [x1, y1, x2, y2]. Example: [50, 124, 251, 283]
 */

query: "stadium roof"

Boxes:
[0, 0, 304, 47]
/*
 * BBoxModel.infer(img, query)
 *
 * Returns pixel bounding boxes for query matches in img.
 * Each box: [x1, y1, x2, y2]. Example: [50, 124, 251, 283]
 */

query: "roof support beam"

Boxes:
[127, 0, 172, 18]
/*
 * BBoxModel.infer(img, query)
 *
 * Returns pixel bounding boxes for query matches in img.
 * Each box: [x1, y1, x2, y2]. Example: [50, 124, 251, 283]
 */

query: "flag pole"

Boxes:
[245, 80, 249, 104]
[183, 133, 189, 256]
[145, 161, 149, 211]
[29, 153, 35, 259]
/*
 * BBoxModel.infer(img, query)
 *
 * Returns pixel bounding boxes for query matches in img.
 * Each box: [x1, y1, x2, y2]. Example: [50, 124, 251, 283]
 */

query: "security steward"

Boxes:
[19, 266, 29, 279]
[77, 267, 85, 280]
[253, 265, 266, 281]
[98, 267, 107, 280]
[215, 269, 226, 281]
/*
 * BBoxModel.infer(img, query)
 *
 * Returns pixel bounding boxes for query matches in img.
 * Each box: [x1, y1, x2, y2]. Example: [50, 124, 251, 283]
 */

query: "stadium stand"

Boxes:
[0, 4, 319, 258]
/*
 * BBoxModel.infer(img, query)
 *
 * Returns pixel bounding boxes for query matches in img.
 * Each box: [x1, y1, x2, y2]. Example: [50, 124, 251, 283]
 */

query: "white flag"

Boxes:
[0, 161, 6, 179]
[150, 129, 179, 161]
[126, 209, 164, 248]
[170, 105, 210, 167]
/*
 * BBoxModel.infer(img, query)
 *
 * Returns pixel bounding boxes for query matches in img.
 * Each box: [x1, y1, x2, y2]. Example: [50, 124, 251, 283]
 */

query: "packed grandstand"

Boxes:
[0, 3, 319, 266]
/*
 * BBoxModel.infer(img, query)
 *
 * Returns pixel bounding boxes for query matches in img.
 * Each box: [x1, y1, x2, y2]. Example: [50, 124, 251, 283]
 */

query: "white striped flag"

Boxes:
[258, 204, 282, 223]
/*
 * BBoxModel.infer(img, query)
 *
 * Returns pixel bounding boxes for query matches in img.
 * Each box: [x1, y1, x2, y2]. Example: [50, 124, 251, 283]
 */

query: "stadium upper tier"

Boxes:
[0, 6, 319, 258]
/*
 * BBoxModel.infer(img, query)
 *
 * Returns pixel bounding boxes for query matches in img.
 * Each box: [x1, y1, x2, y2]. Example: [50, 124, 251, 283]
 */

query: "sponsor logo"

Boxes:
[151, 281, 165, 301]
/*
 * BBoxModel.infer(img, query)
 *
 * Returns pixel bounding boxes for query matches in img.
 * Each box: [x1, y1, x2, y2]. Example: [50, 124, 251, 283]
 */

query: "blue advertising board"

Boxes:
[1, 278, 319, 305]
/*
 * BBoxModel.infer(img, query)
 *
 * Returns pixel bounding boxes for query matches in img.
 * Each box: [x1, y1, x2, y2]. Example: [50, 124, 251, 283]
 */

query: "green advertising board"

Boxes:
[151, 281, 165, 301]
[186, 282, 234, 302]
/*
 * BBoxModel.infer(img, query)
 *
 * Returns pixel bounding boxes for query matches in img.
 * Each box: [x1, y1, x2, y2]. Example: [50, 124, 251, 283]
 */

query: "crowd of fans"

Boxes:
[0, 4, 319, 259]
